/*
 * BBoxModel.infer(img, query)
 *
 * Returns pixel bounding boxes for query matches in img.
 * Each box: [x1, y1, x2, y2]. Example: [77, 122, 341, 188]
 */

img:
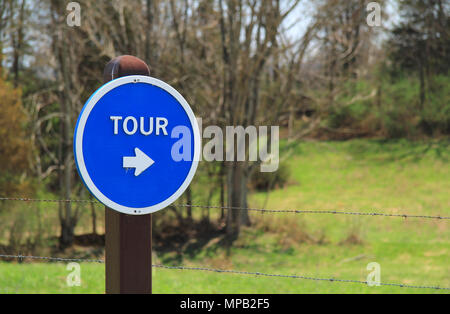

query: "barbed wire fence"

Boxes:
[0, 254, 449, 291]
[1, 197, 448, 220]
[0, 197, 449, 292]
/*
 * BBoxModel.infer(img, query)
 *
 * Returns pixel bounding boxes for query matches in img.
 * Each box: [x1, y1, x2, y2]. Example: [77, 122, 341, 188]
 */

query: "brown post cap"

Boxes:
[103, 55, 151, 83]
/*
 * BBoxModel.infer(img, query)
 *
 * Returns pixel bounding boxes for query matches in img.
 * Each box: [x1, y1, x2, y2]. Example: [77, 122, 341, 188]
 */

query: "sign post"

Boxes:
[73, 55, 200, 294]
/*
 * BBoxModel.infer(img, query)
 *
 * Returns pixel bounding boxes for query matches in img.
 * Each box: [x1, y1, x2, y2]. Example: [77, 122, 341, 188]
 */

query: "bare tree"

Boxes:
[0, 0, 8, 70]
[9, 0, 27, 87]
[213, 0, 302, 237]
[48, 0, 92, 248]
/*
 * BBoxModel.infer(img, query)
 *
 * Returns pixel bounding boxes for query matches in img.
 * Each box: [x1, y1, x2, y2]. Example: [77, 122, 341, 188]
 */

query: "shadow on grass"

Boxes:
[153, 217, 231, 264]
[344, 139, 449, 163]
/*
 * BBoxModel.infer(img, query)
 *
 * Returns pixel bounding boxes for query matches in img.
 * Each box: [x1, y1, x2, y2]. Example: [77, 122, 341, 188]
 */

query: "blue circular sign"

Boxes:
[74, 76, 200, 215]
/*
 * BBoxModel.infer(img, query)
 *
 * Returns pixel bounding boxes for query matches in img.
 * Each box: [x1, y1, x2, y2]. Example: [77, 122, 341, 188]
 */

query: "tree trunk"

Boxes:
[186, 186, 192, 220]
[219, 163, 225, 220]
[226, 162, 247, 238]
[0, 0, 5, 72]
[52, 0, 76, 249]
[288, 102, 295, 142]
[60, 218, 75, 249]
[12, 0, 26, 87]
[0, 43, 3, 73]
[419, 61, 425, 108]
[240, 168, 251, 226]
[145, 0, 153, 65]
[90, 200, 97, 235]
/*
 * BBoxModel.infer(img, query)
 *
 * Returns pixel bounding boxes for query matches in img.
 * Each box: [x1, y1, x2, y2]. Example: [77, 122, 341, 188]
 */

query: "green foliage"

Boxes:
[324, 74, 450, 139]
[321, 0, 449, 140]
[327, 80, 378, 134]
[249, 162, 290, 192]
[381, 75, 450, 138]
[388, 0, 449, 76]
[379, 76, 420, 138]
[419, 75, 450, 135]
[0, 75, 32, 194]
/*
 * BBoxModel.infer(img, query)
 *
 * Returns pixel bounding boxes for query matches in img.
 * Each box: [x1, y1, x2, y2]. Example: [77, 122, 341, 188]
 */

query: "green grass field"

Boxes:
[0, 139, 449, 294]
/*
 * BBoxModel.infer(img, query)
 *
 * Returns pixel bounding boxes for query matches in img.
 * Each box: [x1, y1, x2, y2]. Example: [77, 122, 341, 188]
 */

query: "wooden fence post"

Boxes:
[103, 55, 152, 294]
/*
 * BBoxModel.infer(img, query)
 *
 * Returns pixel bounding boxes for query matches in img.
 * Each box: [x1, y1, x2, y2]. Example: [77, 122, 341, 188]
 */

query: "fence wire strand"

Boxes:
[152, 264, 450, 291]
[180, 204, 450, 220]
[0, 254, 448, 291]
[0, 197, 448, 220]
[0, 254, 103, 263]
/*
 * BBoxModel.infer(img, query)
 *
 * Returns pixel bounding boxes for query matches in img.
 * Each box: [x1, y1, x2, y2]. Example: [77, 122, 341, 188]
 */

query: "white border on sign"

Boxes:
[74, 75, 201, 215]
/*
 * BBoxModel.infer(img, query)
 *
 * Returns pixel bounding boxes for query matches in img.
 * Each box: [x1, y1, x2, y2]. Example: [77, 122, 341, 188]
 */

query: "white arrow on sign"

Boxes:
[123, 147, 155, 176]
